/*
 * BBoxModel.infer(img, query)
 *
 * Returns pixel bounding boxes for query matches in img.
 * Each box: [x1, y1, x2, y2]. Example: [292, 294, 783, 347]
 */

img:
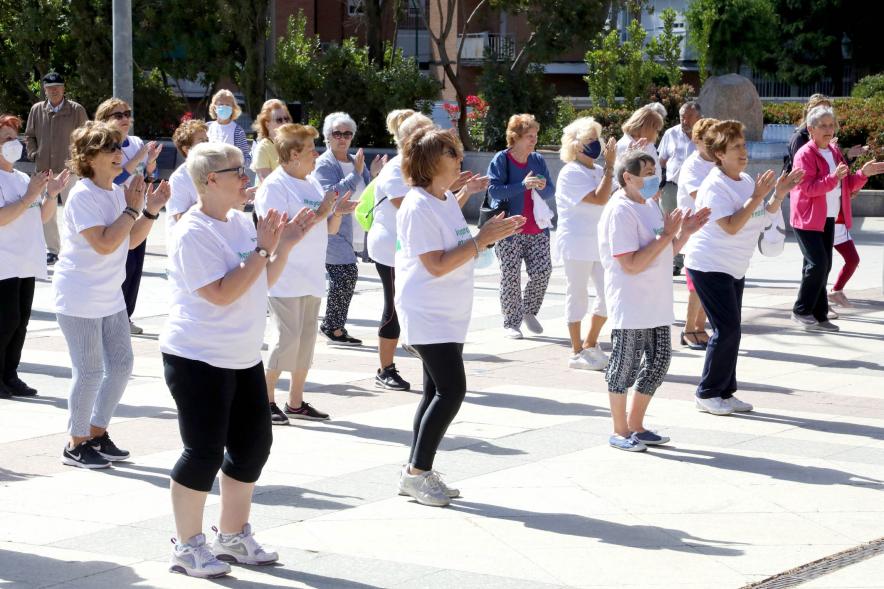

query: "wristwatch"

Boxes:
[254, 246, 270, 258]
[141, 208, 159, 220]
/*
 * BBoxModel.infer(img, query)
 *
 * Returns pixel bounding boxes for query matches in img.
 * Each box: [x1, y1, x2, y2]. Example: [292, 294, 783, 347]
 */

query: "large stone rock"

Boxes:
[698, 74, 764, 141]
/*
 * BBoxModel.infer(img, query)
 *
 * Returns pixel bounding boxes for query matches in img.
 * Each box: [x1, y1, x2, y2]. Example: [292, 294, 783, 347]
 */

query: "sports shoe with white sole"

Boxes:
[725, 396, 753, 412]
[398, 469, 451, 507]
[169, 534, 230, 578]
[211, 524, 278, 566]
[630, 430, 670, 446]
[503, 327, 523, 339]
[582, 345, 609, 370]
[89, 432, 130, 462]
[398, 465, 460, 498]
[791, 312, 817, 328]
[62, 440, 111, 469]
[695, 396, 735, 415]
[522, 313, 543, 334]
[609, 434, 647, 452]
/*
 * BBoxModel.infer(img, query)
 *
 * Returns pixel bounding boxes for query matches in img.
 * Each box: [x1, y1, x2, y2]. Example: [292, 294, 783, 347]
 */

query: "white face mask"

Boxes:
[1, 139, 23, 163]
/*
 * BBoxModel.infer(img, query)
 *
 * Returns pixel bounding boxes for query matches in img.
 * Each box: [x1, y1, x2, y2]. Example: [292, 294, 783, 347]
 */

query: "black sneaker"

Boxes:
[375, 364, 410, 391]
[269, 402, 290, 425]
[46, 253, 58, 266]
[283, 401, 330, 421]
[320, 327, 362, 346]
[4, 377, 37, 397]
[63, 440, 111, 469]
[0, 382, 11, 399]
[90, 432, 130, 462]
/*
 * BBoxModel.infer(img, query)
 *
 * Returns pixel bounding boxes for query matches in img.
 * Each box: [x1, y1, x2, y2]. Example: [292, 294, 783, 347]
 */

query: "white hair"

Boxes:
[679, 101, 701, 116]
[322, 112, 358, 144]
[559, 117, 603, 162]
[647, 102, 667, 119]
[187, 142, 242, 195]
[806, 105, 836, 129]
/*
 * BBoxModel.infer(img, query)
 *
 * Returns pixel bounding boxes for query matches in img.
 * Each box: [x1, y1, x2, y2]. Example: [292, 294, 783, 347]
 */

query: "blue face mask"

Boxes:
[637, 175, 660, 201]
[215, 105, 233, 121]
[582, 140, 602, 159]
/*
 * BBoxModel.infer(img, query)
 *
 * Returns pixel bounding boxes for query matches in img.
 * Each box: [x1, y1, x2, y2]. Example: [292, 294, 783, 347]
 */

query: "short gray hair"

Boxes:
[647, 102, 667, 119]
[187, 142, 242, 194]
[806, 105, 836, 130]
[322, 111, 357, 144]
[615, 150, 656, 187]
[680, 101, 701, 116]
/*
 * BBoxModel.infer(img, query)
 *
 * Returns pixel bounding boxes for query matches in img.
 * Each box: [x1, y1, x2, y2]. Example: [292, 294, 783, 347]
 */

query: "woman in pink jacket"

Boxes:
[789, 106, 884, 331]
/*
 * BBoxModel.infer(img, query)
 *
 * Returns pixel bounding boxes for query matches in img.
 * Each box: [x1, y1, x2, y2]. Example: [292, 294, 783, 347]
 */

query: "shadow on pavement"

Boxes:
[215, 567, 383, 589]
[738, 349, 884, 372]
[0, 466, 38, 483]
[0, 547, 146, 587]
[733, 411, 884, 441]
[466, 390, 609, 417]
[665, 372, 797, 395]
[12, 393, 177, 420]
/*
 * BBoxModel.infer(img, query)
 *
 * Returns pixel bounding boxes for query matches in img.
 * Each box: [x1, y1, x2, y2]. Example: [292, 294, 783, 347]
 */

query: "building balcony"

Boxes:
[457, 33, 515, 65]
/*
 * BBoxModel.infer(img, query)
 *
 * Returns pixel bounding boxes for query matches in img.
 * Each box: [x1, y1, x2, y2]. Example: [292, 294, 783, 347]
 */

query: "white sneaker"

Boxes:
[169, 534, 231, 578]
[568, 353, 592, 370]
[129, 321, 144, 335]
[522, 313, 543, 334]
[398, 469, 451, 507]
[695, 396, 735, 416]
[582, 346, 609, 371]
[398, 465, 460, 498]
[211, 524, 278, 566]
[504, 327, 523, 339]
[725, 396, 753, 412]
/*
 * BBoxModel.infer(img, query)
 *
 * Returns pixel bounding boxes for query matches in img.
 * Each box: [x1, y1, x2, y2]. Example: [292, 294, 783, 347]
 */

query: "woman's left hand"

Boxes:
[280, 207, 317, 249]
[680, 207, 711, 235]
[602, 137, 617, 167]
[370, 154, 387, 178]
[144, 180, 170, 215]
[333, 190, 357, 216]
[146, 141, 163, 164]
[860, 159, 884, 177]
[463, 173, 490, 195]
[774, 168, 804, 198]
[47, 169, 72, 198]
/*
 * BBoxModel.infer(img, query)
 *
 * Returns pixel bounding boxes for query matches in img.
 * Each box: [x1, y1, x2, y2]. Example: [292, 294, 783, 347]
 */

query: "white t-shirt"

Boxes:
[208, 121, 236, 145]
[255, 167, 328, 298]
[166, 162, 199, 232]
[52, 179, 128, 318]
[339, 160, 365, 202]
[658, 124, 696, 183]
[395, 187, 475, 345]
[598, 191, 674, 330]
[555, 161, 606, 262]
[0, 169, 47, 280]
[368, 154, 407, 267]
[684, 167, 767, 279]
[160, 209, 266, 369]
[834, 223, 850, 246]
[121, 135, 145, 188]
[819, 148, 842, 218]
[676, 152, 716, 211]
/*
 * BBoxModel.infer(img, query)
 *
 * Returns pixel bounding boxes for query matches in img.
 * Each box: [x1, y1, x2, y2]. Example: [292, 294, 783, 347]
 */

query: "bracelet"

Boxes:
[141, 208, 159, 220]
[470, 236, 480, 258]
[122, 209, 138, 221]
[125, 206, 140, 217]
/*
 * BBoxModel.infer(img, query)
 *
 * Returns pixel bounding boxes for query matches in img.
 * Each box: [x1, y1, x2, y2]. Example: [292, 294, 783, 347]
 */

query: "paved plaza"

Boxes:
[1, 215, 883, 589]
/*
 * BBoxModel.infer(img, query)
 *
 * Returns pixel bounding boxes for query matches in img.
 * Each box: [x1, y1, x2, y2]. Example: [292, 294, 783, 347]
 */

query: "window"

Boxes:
[347, 0, 364, 16]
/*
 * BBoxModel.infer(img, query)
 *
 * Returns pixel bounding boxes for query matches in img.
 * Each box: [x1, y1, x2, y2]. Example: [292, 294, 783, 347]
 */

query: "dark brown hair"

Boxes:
[401, 127, 464, 188]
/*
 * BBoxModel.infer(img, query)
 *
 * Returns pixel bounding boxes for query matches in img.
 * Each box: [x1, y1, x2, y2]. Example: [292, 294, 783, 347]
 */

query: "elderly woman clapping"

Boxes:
[161, 142, 315, 578]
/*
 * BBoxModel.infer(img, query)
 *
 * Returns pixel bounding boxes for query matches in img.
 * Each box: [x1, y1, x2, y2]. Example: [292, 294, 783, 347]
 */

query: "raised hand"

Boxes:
[662, 208, 684, 238]
[834, 162, 850, 179]
[256, 208, 286, 254]
[353, 148, 365, 174]
[280, 207, 317, 250]
[24, 171, 50, 204]
[146, 141, 162, 163]
[627, 137, 648, 152]
[464, 174, 490, 195]
[860, 159, 884, 177]
[370, 153, 387, 178]
[317, 189, 340, 219]
[753, 169, 776, 199]
[48, 169, 72, 198]
[775, 168, 804, 198]
[449, 170, 473, 193]
[602, 137, 617, 167]
[681, 207, 711, 235]
[124, 175, 146, 210]
[522, 171, 541, 190]
[145, 180, 171, 215]
[476, 213, 527, 247]
[333, 190, 358, 215]
[847, 145, 869, 159]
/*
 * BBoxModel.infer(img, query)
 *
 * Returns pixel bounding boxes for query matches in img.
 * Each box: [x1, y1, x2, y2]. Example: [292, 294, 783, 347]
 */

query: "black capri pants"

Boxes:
[375, 262, 400, 339]
[410, 342, 466, 471]
[163, 353, 273, 492]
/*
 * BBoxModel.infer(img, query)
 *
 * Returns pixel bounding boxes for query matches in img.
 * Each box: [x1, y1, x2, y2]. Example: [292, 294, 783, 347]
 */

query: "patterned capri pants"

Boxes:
[321, 263, 358, 332]
[495, 232, 553, 329]
[605, 326, 672, 395]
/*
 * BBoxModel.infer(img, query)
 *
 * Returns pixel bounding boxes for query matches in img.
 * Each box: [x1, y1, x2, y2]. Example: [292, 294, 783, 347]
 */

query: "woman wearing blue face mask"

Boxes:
[598, 150, 710, 452]
[208, 90, 251, 170]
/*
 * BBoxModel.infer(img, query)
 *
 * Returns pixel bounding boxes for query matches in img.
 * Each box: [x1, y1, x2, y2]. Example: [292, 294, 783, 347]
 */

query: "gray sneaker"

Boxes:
[522, 313, 544, 334]
[398, 469, 451, 507]
[791, 312, 817, 328]
[809, 320, 840, 332]
[398, 465, 460, 498]
[169, 534, 230, 578]
[211, 524, 278, 566]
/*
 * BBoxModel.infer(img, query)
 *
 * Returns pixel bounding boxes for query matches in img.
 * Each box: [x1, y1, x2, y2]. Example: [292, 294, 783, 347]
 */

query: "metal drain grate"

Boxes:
[742, 537, 884, 589]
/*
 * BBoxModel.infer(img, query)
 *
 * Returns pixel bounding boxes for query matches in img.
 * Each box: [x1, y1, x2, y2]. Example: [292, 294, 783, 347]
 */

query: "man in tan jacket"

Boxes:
[24, 72, 88, 264]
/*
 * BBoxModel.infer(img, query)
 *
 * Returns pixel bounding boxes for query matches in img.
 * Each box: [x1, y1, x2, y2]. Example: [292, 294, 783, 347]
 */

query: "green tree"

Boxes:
[686, 0, 778, 75]
[645, 7, 683, 88]
[584, 30, 620, 107]
[479, 62, 556, 150]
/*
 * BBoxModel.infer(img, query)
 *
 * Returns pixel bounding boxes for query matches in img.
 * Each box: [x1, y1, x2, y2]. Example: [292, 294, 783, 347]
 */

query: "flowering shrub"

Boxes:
[647, 84, 698, 126]
[442, 95, 490, 147]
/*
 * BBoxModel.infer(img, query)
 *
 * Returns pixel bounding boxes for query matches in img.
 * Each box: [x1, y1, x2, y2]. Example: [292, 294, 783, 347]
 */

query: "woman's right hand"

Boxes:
[24, 171, 50, 204]
[279, 207, 317, 251]
[476, 213, 526, 248]
[835, 162, 850, 179]
[354, 148, 365, 174]
[256, 208, 286, 254]
[124, 176, 146, 210]
[752, 170, 776, 200]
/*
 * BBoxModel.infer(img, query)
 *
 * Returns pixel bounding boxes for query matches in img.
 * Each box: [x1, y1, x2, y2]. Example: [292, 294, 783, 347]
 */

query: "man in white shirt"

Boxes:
[659, 101, 701, 275]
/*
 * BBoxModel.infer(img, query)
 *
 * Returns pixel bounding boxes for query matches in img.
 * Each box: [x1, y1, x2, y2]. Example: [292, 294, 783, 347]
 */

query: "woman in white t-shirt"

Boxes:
[367, 110, 434, 392]
[161, 142, 315, 578]
[395, 127, 525, 507]
[166, 118, 209, 232]
[0, 113, 70, 398]
[685, 121, 803, 417]
[54, 121, 169, 469]
[598, 151, 709, 453]
[255, 124, 356, 425]
[674, 117, 719, 350]
[207, 89, 252, 169]
[614, 106, 665, 184]
[555, 117, 617, 371]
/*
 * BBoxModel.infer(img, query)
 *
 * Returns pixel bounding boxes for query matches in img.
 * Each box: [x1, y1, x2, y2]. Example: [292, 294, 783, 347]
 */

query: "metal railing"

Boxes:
[457, 33, 516, 64]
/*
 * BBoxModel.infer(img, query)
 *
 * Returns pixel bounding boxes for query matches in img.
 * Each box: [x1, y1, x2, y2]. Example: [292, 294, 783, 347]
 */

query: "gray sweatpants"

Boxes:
[57, 310, 133, 437]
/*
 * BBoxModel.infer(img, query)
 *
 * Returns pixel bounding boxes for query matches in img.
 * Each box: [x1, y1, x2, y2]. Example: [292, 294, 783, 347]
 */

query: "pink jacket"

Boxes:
[789, 141, 867, 231]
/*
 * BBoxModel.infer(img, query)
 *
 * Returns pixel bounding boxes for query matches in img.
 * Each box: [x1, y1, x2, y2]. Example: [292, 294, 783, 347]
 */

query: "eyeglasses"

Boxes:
[273, 116, 292, 124]
[109, 111, 132, 120]
[331, 130, 354, 139]
[99, 142, 123, 153]
[209, 166, 246, 181]
[443, 147, 459, 158]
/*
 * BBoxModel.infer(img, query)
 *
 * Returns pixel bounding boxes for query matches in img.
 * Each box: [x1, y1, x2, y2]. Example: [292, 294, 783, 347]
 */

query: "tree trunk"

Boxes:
[365, 0, 385, 66]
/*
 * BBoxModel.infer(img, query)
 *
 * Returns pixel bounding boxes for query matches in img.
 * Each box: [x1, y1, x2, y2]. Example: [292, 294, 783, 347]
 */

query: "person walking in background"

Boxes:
[24, 72, 88, 266]
[486, 113, 556, 340]
[166, 119, 209, 232]
[555, 116, 616, 371]
[368, 109, 435, 391]
[0, 114, 70, 398]
[207, 89, 252, 170]
[659, 101, 701, 276]
[313, 111, 386, 346]
[251, 99, 292, 186]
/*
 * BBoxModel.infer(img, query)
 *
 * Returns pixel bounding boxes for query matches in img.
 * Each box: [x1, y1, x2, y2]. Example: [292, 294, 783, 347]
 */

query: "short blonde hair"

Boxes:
[68, 121, 124, 179]
[209, 89, 242, 121]
[386, 109, 416, 146]
[395, 113, 434, 147]
[691, 117, 720, 142]
[800, 93, 832, 125]
[559, 117, 603, 162]
[621, 106, 664, 138]
[172, 119, 209, 157]
[506, 114, 540, 148]
[402, 127, 463, 188]
[186, 142, 243, 194]
[94, 97, 130, 122]
[253, 99, 289, 139]
[275, 124, 319, 163]
[704, 120, 745, 167]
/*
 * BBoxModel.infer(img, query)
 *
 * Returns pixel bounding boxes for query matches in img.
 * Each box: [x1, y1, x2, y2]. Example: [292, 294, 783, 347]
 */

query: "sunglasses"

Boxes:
[273, 116, 292, 124]
[331, 130, 354, 139]
[109, 111, 132, 120]
[99, 142, 123, 153]
[209, 166, 246, 181]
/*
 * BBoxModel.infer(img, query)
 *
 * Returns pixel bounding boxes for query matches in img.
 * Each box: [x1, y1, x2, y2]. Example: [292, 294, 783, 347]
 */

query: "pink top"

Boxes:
[789, 141, 867, 231]
[507, 151, 541, 235]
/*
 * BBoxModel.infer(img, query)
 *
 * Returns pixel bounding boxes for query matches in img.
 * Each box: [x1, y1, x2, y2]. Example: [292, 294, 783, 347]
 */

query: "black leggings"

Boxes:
[793, 219, 834, 321]
[0, 277, 35, 383]
[163, 353, 272, 492]
[375, 262, 400, 339]
[410, 343, 466, 471]
[122, 239, 147, 318]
